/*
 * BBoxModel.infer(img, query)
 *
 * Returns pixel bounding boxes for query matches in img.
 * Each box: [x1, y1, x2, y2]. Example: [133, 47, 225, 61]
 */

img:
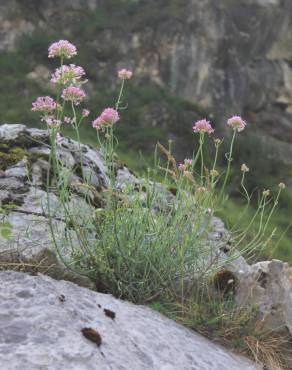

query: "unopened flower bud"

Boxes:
[241, 164, 249, 173]
[214, 138, 222, 147]
[262, 189, 270, 197]
[210, 169, 219, 177]
[82, 109, 90, 118]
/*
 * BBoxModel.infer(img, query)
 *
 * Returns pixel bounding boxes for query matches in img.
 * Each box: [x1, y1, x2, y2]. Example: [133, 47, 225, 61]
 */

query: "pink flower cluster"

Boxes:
[31, 41, 92, 135]
[179, 159, 193, 171]
[63, 116, 75, 124]
[51, 64, 86, 85]
[82, 109, 90, 118]
[192, 116, 246, 135]
[48, 40, 77, 59]
[193, 119, 214, 134]
[31, 96, 56, 113]
[118, 69, 132, 80]
[92, 108, 120, 129]
[61, 86, 86, 105]
[227, 116, 246, 132]
[43, 115, 62, 128]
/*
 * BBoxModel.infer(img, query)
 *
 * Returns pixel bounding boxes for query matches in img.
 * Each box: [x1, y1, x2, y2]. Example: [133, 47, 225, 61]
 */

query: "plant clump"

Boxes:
[29, 39, 289, 369]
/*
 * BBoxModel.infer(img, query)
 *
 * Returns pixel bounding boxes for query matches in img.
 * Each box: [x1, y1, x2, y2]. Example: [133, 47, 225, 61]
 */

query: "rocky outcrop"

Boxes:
[0, 124, 231, 289]
[0, 123, 291, 368]
[228, 258, 292, 336]
[0, 123, 117, 288]
[0, 270, 261, 370]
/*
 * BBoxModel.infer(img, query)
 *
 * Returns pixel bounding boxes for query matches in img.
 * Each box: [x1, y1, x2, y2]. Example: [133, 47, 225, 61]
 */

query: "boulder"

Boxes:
[229, 258, 292, 336]
[0, 270, 261, 370]
[0, 124, 112, 289]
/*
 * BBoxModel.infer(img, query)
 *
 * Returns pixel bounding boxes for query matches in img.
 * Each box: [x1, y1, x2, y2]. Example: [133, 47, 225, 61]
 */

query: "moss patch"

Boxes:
[0, 146, 49, 171]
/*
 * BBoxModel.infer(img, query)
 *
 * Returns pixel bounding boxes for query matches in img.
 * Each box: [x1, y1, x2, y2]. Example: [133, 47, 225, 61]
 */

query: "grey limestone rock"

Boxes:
[231, 259, 292, 336]
[0, 124, 178, 289]
[0, 270, 261, 370]
[0, 124, 110, 289]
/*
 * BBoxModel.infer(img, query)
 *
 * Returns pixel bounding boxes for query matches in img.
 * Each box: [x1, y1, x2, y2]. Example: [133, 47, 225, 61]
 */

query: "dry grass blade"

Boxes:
[157, 142, 178, 176]
[157, 166, 177, 178]
[244, 333, 290, 370]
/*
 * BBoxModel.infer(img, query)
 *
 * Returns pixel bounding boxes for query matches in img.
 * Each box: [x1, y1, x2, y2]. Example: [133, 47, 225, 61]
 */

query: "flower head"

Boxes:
[118, 69, 132, 80]
[61, 86, 86, 105]
[51, 64, 86, 85]
[92, 116, 103, 129]
[227, 116, 246, 132]
[193, 119, 214, 134]
[241, 164, 249, 173]
[178, 158, 193, 171]
[48, 40, 77, 59]
[43, 115, 62, 128]
[31, 96, 56, 113]
[82, 109, 90, 118]
[262, 189, 270, 197]
[278, 182, 286, 190]
[92, 108, 120, 129]
[64, 116, 73, 124]
[214, 138, 222, 147]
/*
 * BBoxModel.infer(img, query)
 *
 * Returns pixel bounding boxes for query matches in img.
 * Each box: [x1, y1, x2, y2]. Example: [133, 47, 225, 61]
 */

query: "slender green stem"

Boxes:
[192, 136, 203, 169]
[164, 140, 172, 183]
[55, 56, 64, 114]
[230, 172, 251, 232]
[263, 189, 282, 234]
[115, 79, 125, 110]
[233, 195, 265, 248]
[210, 143, 220, 188]
[71, 101, 84, 179]
[219, 130, 236, 201]
[236, 195, 268, 252]
[199, 133, 205, 180]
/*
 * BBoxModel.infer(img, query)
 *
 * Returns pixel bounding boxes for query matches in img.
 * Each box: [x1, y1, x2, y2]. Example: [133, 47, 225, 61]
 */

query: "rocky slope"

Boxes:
[0, 0, 292, 170]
